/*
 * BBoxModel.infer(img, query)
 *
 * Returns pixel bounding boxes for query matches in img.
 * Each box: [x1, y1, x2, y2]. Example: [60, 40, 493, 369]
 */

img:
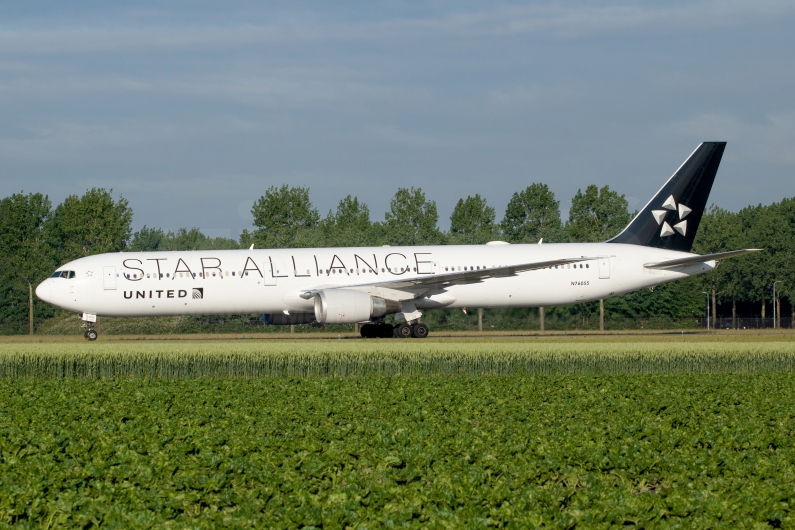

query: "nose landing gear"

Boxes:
[80, 313, 99, 341]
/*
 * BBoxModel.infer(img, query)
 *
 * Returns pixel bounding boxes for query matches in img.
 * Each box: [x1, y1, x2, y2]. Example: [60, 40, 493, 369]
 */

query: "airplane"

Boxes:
[36, 142, 759, 340]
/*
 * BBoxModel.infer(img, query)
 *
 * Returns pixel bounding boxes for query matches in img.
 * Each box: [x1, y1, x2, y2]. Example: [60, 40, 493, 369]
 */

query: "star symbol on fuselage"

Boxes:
[652, 195, 691, 237]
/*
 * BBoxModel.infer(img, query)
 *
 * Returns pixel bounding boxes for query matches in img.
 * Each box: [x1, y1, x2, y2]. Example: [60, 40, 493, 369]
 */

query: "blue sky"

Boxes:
[1, 1, 793, 238]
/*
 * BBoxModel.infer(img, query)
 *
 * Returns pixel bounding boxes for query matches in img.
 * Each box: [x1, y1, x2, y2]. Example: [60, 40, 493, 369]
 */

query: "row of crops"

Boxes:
[2, 340, 795, 378]
[2, 374, 795, 527]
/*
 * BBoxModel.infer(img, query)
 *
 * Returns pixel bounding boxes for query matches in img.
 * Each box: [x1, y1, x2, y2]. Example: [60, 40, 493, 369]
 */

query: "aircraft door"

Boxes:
[263, 263, 277, 286]
[598, 257, 611, 279]
[103, 266, 117, 290]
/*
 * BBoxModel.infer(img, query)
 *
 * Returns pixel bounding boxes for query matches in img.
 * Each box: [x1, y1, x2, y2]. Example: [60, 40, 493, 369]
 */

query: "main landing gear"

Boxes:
[360, 322, 429, 339]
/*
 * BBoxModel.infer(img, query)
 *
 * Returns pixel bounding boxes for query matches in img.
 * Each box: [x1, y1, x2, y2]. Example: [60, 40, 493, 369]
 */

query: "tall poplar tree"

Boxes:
[383, 188, 443, 246]
[251, 185, 320, 248]
[0, 193, 55, 333]
[46, 188, 133, 263]
[320, 195, 374, 247]
[500, 184, 563, 243]
[449, 194, 498, 245]
[565, 185, 631, 242]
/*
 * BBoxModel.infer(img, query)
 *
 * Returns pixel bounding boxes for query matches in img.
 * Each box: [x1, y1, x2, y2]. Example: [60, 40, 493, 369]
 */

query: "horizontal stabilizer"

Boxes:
[644, 249, 762, 270]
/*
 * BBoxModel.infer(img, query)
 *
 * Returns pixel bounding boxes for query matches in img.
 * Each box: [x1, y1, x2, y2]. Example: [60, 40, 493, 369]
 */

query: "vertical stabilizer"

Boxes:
[608, 142, 726, 252]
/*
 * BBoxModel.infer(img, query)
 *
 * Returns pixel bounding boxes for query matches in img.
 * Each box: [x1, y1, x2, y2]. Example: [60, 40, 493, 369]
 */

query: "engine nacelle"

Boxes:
[313, 289, 402, 324]
[263, 312, 316, 325]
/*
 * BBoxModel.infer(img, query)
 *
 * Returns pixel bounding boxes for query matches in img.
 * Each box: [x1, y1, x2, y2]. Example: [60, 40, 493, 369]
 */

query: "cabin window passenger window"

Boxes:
[586, 264, 589, 268]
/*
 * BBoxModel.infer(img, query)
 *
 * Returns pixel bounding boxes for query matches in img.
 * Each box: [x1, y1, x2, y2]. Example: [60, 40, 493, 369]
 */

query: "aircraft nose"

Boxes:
[35, 281, 50, 303]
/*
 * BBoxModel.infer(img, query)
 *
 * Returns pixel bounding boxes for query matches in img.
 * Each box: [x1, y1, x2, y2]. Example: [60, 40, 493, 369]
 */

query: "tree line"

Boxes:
[1, 184, 793, 333]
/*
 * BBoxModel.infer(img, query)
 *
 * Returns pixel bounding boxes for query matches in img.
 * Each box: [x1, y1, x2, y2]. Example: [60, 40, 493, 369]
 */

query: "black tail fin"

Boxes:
[608, 142, 726, 252]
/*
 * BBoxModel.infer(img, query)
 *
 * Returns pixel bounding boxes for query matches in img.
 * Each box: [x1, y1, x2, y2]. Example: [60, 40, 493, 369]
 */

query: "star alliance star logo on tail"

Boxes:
[651, 195, 691, 237]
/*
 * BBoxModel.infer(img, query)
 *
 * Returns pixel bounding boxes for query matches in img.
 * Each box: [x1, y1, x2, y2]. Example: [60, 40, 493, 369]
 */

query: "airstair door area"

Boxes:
[263, 263, 277, 286]
[103, 266, 116, 290]
[598, 257, 611, 279]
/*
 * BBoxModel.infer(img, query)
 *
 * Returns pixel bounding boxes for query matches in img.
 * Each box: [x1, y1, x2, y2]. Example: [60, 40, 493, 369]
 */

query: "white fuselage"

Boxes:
[36, 242, 713, 318]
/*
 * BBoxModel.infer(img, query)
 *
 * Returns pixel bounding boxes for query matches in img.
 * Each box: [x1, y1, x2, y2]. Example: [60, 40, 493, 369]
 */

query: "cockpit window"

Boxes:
[50, 270, 75, 279]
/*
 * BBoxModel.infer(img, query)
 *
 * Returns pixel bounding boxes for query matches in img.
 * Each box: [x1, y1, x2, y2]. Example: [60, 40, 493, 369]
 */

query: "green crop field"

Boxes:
[2, 339, 795, 527]
[3, 339, 795, 378]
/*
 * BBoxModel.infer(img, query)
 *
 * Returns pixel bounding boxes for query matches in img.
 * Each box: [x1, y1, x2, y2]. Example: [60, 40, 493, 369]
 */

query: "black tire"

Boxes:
[379, 324, 394, 338]
[412, 323, 429, 339]
[395, 323, 412, 339]
[86, 330, 98, 341]
[360, 324, 373, 338]
[83, 330, 89, 339]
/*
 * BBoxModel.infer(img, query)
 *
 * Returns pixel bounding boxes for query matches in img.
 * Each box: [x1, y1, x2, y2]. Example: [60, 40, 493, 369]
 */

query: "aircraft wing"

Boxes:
[644, 249, 762, 270]
[300, 256, 597, 298]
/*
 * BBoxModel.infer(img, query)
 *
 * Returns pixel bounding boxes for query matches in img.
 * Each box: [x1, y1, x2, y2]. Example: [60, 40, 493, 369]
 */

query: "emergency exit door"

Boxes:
[103, 266, 116, 290]
[598, 257, 611, 279]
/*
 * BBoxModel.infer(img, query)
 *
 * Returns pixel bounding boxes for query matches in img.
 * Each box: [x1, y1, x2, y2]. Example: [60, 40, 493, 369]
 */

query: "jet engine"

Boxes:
[313, 289, 402, 324]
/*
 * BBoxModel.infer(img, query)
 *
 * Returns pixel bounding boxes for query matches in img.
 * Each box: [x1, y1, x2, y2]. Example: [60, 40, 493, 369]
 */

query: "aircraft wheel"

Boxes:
[379, 324, 394, 338]
[360, 324, 373, 338]
[394, 323, 412, 339]
[412, 323, 429, 339]
[86, 330, 98, 341]
[83, 330, 89, 339]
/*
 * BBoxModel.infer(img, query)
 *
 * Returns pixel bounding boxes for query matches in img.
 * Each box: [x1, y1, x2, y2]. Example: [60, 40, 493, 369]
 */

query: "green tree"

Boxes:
[775, 198, 795, 321]
[47, 188, 133, 263]
[692, 206, 742, 324]
[383, 188, 443, 246]
[131, 227, 241, 251]
[251, 185, 320, 249]
[239, 229, 255, 249]
[320, 195, 374, 247]
[130, 226, 166, 251]
[500, 184, 563, 243]
[0, 193, 56, 334]
[449, 194, 499, 245]
[565, 185, 631, 242]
